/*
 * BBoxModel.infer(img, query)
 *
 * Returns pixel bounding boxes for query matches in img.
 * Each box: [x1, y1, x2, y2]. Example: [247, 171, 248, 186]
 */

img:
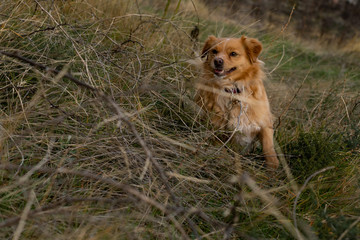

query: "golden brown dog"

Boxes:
[195, 35, 279, 169]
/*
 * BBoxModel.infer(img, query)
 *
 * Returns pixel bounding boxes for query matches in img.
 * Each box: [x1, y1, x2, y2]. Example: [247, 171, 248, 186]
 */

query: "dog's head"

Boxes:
[201, 36, 262, 79]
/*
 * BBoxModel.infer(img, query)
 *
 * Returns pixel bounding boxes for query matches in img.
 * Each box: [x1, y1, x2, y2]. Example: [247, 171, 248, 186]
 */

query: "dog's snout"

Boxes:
[214, 58, 224, 68]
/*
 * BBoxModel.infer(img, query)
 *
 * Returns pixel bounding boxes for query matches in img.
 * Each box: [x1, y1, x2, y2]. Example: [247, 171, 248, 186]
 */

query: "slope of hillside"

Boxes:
[0, 0, 359, 239]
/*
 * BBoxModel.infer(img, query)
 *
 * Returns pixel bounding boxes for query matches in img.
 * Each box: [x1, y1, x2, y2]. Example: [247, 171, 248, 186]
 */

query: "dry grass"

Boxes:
[0, 0, 359, 239]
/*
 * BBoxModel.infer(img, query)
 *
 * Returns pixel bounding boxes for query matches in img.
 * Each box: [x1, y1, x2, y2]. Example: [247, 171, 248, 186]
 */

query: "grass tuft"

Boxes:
[0, 0, 359, 239]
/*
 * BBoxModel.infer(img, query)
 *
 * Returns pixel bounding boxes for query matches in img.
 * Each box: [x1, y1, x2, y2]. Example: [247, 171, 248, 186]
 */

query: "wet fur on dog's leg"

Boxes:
[259, 127, 279, 169]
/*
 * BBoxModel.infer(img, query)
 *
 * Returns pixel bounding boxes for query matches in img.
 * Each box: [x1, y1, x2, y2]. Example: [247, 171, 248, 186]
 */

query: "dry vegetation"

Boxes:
[0, 0, 359, 239]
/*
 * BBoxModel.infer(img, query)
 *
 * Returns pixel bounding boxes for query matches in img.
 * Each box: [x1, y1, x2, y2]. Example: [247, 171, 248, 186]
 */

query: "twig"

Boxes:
[339, 95, 350, 123]
[166, 171, 211, 184]
[0, 197, 133, 228]
[292, 166, 335, 239]
[0, 51, 96, 91]
[269, 45, 285, 74]
[223, 175, 246, 240]
[267, 3, 296, 49]
[0, 139, 54, 194]
[243, 172, 306, 240]
[337, 216, 360, 240]
[7, 23, 68, 41]
[17, 138, 54, 182]
[12, 190, 36, 240]
[281, 4, 296, 34]
[275, 68, 310, 130]
[0, 124, 25, 176]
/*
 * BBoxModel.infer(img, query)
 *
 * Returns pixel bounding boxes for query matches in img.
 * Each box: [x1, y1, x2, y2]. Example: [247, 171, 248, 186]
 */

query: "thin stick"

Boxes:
[12, 190, 36, 240]
[269, 45, 285, 74]
[0, 197, 133, 228]
[0, 51, 96, 91]
[281, 4, 296, 34]
[243, 172, 306, 240]
[337, 216, 360, 240]
[339, 96, 350, 123]
[292, 166, 335, 239]
[0, 139, 54, 194]
[276, 68, 310, 129]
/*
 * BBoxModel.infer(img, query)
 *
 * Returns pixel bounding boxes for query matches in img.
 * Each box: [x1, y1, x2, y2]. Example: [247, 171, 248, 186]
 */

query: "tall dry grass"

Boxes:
[0, 0, 359, 239]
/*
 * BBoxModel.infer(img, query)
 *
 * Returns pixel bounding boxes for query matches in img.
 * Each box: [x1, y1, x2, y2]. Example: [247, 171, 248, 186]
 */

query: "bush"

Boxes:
[283, 127, 346, 180]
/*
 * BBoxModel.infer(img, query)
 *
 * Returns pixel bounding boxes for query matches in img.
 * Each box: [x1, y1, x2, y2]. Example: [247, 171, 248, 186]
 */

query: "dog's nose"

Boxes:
[214, 58, 224, 68]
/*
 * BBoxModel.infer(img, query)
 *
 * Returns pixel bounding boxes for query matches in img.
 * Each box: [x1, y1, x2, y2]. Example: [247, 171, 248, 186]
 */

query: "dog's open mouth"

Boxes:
[214, 67, 237, 77]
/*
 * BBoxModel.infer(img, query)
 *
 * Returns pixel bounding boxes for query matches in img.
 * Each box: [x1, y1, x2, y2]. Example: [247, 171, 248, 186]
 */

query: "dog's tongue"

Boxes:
[214, 69, 224, 74]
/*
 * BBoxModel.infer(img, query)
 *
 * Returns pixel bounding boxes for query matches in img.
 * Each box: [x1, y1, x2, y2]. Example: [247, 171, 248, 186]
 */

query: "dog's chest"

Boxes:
[217, 88, 261, 143]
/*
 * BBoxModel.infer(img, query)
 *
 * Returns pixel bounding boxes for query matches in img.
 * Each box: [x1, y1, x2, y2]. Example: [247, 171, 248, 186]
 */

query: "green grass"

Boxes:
[0, 0, 359, 239]
[282, 126, 346, 180]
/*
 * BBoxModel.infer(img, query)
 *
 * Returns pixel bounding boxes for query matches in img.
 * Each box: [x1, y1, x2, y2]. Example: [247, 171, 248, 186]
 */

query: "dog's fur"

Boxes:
[195, 35, 279, 169]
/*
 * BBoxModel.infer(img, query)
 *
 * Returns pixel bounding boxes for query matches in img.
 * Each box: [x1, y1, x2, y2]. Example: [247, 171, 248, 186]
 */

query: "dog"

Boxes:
[195, 35, 279, 169]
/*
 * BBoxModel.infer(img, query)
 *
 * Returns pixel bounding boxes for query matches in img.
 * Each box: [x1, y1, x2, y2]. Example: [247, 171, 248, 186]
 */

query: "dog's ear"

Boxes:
[201, 35, 217, 58]
[241, 36, 262, 64]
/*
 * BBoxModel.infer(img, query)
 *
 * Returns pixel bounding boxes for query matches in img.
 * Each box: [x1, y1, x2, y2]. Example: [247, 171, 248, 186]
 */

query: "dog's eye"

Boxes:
[230, 52, 238, 57]
[211, 49, 218, 54]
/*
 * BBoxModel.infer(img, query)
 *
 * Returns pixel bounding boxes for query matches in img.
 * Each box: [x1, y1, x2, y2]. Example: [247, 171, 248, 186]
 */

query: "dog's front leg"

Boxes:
[259, 127, 279, 169]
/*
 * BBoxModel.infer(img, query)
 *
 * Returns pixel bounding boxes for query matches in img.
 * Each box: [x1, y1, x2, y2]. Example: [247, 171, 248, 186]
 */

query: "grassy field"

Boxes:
[0, 0, 359, 239]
